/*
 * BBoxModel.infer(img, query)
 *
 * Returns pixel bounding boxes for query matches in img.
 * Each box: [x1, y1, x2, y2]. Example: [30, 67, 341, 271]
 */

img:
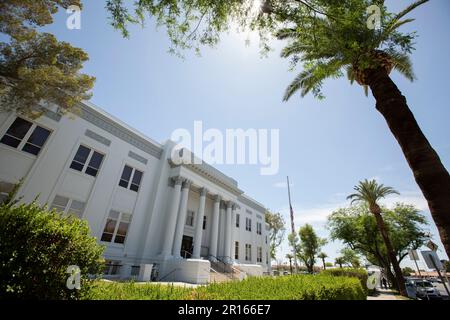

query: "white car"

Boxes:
[413, 280, 442, 300]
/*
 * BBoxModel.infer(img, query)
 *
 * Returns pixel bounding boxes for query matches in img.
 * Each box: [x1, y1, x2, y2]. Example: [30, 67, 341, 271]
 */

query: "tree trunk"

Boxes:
[367, 68, 450, 257]
[372, 208, 407, 296]
[322, 258, 326, 270]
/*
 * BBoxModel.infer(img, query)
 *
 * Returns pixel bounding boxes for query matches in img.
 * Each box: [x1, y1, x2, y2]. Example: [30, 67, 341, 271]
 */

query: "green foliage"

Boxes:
[347, 179, 399, 209]
[0, 0, 95, 116]
[402, 267, 415, 276]
[321, 268, 369, 294]
[296, 224, 327, 273]
[0, 202, 104, 299]
[106, 1, 428, 97]
[340, 248, 361, 268]
[86, 281, 191, 300]
[86, 275, 366, 300]
[265, 210, 286, 260]
[327, 203, 428, 269]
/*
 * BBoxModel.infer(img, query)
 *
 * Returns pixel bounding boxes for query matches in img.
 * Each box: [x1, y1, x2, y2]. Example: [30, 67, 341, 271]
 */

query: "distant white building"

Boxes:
[0, 101, 270, 284]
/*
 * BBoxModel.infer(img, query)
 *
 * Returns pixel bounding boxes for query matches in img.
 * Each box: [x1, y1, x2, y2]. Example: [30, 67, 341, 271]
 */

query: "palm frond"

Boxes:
[392, 0, 429, 24]
[390, 52, 416, 81]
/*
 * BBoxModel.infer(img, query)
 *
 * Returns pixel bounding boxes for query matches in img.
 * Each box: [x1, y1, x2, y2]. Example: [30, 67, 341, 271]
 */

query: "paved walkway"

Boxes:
[367, 289, 409, 300]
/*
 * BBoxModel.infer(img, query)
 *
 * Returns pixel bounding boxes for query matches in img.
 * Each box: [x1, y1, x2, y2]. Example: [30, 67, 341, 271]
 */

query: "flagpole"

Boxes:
[287, 176, 299, 273]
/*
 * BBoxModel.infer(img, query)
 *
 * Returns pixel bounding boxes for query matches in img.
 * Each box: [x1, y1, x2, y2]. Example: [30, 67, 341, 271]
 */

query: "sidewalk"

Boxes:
[367, 289, 409, 300]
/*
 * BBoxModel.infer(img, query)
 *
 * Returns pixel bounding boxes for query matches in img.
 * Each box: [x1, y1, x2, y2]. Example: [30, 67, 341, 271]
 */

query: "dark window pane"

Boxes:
[119, 179, 129, 188]
[22, 143, 40, 155]
[88, 151, 104, 170]
[131, 170, 143, 186]
[73, 145, 91, 164]
[25, 126, 51, 147]
[129, 184, 139, 192]
[121, 165, 133, 181]
[114, 235, 125, 244]
[116, 221, 129, 237]
[101, 233, 113, 242]
[85, 166, 98, 177]
[70, 161, 84, 172]
[4, 118, 32, 140]
[0, 135, 21, 148]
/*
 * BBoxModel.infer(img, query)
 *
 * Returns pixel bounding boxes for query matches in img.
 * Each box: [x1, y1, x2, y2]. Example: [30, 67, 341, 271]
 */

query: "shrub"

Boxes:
[192, 275, 366, 300]
[85, 275, 365, 300]
[321, 268, 369, 293]
[86, 281, 192, 300]
[0, 202, 105, 299]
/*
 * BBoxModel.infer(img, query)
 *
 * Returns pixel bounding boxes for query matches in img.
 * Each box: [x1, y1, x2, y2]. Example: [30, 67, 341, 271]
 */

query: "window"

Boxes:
[265, 236, 268, 244]
[235, 214, 240, 228]
[70, 145, 104, 177]
[245, 244, 252, 261]
[203, 216, 207, 230]
[186, 210, 195, 227]
[246, 217, 252, 232]
[119, 165, 143, 192]
[101, 210, 132, 244]
[1, 117, 51, 156]
[104, 260, 121, 275]
[257, 222, 262, 235]
[50, 195, 85, 218]
[235, 241, 239, 260]
[266, 253, 269, 265]
[257, 247, 262, 263]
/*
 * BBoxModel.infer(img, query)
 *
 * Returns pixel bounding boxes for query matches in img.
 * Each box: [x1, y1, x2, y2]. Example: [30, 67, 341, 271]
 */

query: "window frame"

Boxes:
[235, 241, 239, 260]
[119, 164, 144, 192]
[235, 213, 240, 228]
[50, 194, 86, 219]
[70, 144, 105, 178]
[186, 210, 195, 227]
[100, 210, 132, 245]
[245, 244, 252, 261]
[0, 116, 52, 156]
[257, 247, 263, 263]
[246, 217, 252, 232]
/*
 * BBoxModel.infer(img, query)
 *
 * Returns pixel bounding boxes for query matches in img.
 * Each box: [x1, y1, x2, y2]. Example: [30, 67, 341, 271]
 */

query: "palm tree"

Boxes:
[277, 0, 450, 257]
[318, 252, 328, 270]
[335, 257, 345, 269]
[286, 253, 294, 274]
[347, 179, 406, 296]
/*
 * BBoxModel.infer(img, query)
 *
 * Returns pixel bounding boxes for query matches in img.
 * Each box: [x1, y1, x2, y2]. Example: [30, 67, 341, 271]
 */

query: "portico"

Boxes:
[161, 174, 239, 264]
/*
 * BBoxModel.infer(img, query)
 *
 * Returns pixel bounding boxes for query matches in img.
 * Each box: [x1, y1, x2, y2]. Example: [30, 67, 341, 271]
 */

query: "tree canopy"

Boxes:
[296, 223, 327, 273]
[327, 203, 428, 269]
[0, 0, 95, 116]
[265, 210, 286, 260]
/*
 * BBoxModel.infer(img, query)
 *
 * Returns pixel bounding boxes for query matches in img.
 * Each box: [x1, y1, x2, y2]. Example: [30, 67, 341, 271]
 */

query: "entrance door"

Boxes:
[181, 235, 193, 258]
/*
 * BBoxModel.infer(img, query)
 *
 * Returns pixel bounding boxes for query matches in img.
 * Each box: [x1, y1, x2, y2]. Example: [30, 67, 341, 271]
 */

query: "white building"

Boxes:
[0, 101, 271, 284]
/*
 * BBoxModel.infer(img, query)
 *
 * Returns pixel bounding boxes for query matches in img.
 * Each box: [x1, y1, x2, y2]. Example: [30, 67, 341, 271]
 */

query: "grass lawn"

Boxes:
[84, 274, 366, 300]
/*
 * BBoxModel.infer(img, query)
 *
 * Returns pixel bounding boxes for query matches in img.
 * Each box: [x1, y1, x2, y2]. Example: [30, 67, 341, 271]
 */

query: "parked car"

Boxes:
[413, 280, 442, 300]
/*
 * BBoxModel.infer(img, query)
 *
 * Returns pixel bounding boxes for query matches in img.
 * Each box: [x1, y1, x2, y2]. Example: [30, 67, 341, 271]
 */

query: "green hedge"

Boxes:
[86, 275, 366, 300]
[321, 268, 368, 293]
[0, 202, 105, 299]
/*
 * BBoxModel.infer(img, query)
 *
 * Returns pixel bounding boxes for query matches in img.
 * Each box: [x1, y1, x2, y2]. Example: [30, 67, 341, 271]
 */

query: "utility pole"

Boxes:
[287, 176, 299, 273]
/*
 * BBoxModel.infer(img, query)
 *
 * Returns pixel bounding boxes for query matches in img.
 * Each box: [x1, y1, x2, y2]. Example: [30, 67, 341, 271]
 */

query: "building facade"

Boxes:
[0, 101, 270, 284]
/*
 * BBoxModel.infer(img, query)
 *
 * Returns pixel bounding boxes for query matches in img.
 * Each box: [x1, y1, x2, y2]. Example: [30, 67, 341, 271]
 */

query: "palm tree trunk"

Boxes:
[372, 209, 407, 296]
[367, 68, 450, 257]
[322, 258, 326, 270]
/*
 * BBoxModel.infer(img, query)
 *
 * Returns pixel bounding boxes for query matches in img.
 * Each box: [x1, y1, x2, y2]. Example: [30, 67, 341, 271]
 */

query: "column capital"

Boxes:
[226, 201, 234, 209]
[182, 179, 192, 189]
[213, 194, 222, 203]
[172, 176, 184, 186]
[199, 187, 208, 197]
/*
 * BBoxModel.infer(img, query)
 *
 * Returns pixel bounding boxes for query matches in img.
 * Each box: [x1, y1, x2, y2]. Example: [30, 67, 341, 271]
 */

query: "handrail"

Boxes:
[181, 250, 192, 259]
[159, 268, 180, 282]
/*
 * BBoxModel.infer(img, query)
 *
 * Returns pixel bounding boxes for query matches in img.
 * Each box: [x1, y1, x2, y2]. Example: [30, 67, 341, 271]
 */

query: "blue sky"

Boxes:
[45, 0, 450, 269]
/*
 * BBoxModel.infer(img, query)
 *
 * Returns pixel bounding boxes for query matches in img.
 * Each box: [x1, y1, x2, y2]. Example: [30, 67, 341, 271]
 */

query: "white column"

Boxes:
[192, 187, 208, 259]
[208, 195, 221, 259]
[160, 176, 183, 257]
[172, 179, 191, 257]
[224, 201, 233, 263]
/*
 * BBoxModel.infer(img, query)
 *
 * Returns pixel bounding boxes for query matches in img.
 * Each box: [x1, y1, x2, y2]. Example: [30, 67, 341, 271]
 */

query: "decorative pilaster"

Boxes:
[224, 201, 233, 263]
